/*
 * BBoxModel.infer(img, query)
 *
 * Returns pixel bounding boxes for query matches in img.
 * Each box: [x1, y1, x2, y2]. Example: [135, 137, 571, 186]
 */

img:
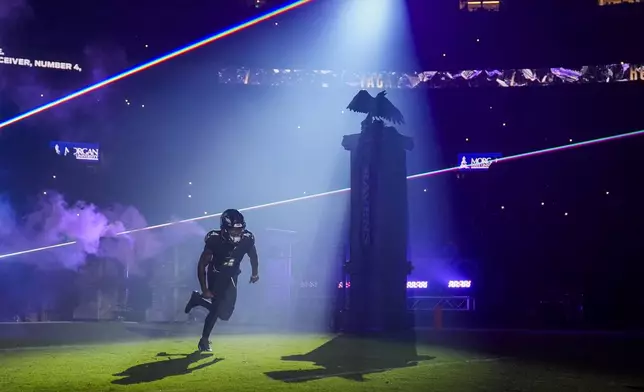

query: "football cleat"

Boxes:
[198, 339, 212, 352]
[184, 291, 201, 314]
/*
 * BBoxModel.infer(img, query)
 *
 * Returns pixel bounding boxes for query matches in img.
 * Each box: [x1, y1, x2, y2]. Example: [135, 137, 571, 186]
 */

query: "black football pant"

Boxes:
[201, 271, 238, 340]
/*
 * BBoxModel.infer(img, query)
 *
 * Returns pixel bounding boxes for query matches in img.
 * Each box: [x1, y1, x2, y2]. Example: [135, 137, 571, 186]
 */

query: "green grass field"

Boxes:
[0, 334, 641, 392]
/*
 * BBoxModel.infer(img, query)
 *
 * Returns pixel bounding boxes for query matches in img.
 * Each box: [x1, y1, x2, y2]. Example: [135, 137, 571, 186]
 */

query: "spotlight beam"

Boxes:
[0, 129, 641, 260]
[0, 0, 312, 131]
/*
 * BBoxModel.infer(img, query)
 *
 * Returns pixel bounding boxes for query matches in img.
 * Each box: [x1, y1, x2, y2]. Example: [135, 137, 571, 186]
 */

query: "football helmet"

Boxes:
[220, 209, 245, 243]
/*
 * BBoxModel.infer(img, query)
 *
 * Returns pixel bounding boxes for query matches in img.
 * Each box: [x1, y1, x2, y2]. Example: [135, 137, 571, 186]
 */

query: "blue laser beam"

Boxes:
[0, 0, 312, 131]
[0, 128, 641, 260]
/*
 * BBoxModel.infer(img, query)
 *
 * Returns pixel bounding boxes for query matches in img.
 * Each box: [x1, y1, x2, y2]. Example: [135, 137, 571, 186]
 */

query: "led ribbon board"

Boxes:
[50, 141, 100, 162]
[0, 47, 82, 72]
[458, 152, 502, 170]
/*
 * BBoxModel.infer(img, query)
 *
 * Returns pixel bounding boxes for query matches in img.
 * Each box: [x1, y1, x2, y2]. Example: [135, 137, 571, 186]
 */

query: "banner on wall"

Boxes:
[50, 141, 99, 162]
[458, 152, 502, 170]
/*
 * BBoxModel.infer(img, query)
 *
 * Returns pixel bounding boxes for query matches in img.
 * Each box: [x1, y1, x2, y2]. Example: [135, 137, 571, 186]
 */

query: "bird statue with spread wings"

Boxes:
[346, 90, 405, 125]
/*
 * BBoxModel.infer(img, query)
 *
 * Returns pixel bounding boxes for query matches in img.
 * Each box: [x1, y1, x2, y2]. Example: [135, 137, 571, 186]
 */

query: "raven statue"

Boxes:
[346, 90, 405, 125]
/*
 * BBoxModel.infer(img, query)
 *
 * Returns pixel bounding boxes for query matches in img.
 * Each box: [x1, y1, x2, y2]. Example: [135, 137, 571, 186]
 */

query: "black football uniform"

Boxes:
[203, 229, 257, 320]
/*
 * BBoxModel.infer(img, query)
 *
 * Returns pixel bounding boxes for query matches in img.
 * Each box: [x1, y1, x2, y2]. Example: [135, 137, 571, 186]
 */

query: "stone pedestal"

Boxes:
[341, 121, 414, 333]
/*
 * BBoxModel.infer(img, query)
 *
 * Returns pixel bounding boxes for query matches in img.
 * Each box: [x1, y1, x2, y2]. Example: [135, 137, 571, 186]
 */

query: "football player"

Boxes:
[184, 209, 259, 352]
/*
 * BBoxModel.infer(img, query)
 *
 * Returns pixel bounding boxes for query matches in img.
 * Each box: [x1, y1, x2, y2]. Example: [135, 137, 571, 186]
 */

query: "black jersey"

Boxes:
[204, 229, 256, 274]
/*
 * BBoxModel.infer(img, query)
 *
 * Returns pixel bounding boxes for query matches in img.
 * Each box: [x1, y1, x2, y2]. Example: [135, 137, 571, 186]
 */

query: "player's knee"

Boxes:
[218, 308, 235, 321]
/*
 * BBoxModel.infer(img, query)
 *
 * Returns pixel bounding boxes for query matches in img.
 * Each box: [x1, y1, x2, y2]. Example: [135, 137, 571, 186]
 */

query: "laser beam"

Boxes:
[407, 129, 644, 180]
[0, 0, 312, 131]
[0, 128, 641, 260]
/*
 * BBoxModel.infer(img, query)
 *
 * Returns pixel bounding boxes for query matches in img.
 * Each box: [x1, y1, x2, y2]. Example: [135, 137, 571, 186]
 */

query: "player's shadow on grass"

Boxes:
[265, 333, 434, 383]
[112, 351, 223, 385]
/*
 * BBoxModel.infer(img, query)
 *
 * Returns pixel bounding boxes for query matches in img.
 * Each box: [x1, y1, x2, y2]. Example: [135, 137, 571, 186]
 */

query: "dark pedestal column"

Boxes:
[341, 122, 414, 334]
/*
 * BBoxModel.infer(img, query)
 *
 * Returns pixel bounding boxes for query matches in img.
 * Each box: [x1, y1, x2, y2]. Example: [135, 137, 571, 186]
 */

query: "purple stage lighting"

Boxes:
[407, 281, 428, 289]
[0, 129, 642, 261]
[448, 280, 472, 288]
[338, 281, 429, 289]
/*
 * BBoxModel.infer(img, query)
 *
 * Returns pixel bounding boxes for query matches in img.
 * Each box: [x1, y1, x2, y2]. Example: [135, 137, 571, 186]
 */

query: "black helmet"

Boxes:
[220, 209, 246, 243]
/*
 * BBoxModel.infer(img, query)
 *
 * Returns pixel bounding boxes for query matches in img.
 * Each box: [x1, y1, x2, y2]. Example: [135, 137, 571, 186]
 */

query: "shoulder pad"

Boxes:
[205, 230, 220, 243]
[243, 230, 255, 241]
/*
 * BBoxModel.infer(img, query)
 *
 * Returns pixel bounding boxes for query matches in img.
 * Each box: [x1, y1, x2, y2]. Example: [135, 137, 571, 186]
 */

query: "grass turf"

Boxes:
[0, 334, 641, 392]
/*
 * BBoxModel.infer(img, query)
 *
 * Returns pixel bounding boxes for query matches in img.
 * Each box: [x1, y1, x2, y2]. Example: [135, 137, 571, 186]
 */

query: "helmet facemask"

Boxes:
[226, 224, 244, 243]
